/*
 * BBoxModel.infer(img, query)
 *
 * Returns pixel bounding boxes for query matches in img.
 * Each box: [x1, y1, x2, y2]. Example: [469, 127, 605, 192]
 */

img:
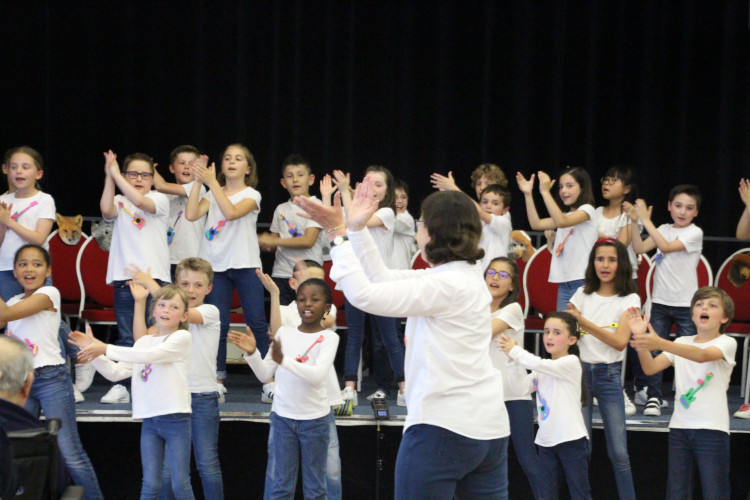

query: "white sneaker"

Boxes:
[733, 403, 750, 419]
[261, 382, 275, 404]
[217, 383, 227, 404]
[623, 390, 636, 417]
[341, 387, 358, 406]
[367, 390, 387, 401]
[74, 363, 96, 392]
[634, 388, 668, 408]
[100, 384, 130, 404]
[593, 397, 599, 406]
[73, 386, 84, 403]
[643, 397, 662, 417]
[397, 391, 406, 407]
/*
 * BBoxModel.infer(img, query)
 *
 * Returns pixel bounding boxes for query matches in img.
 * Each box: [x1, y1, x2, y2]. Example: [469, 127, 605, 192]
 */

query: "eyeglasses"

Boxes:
[486, 269, 510, 280]
[125, 171, 153, 180]
[600, 177, 619, 185]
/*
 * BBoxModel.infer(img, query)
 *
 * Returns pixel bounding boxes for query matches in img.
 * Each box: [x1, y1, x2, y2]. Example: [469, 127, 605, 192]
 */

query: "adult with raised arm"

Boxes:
[295, 178, 510, 499]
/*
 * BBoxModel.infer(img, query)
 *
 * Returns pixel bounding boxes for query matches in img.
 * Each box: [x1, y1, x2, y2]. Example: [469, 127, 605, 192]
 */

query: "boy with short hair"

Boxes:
[100, 150, 170, 404]
[153, 145, 207, 278]
[258, 154, 323, 305]
[628, 287, 736, 500]
[625, 184, 703, 416]
[391, 179, 417, 270]
[130, 258, 224, 499]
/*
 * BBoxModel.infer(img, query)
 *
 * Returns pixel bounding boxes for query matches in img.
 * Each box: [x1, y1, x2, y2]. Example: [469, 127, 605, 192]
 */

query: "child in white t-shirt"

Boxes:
[625, 184, 703, 415]
[70, 285, 193, 499]
[392, 179, 416, 270]
[152, 145, 207, 279]
[258, 154, 322, 305]
[628, 287, 736, 500]
[499, 312, 591, 500]
[596, 166, 639, 279]
[100, 150, 170, 404]
[517, 167, 599, 311]
[230, 279, 339, 499]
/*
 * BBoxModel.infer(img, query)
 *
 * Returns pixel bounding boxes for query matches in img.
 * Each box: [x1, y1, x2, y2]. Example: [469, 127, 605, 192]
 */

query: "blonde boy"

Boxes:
[471, 163, 509, 200]
[258, 154, 323, 305]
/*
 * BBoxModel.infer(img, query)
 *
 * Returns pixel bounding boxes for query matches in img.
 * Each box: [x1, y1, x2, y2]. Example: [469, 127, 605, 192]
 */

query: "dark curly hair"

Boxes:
[421, 191, 484, 265]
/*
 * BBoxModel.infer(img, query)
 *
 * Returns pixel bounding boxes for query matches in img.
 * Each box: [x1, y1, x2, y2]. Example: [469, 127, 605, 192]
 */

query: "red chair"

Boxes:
[410, 252, 430, 270]
[228, 288, 246, 327]
[76, 236, 117, 339]
[323, 260, 347, 328]
[46, 230, 88, 327]
[713, 248, 750, 400]
[635, 254, 652, 306]
[522, 246, 558, 354]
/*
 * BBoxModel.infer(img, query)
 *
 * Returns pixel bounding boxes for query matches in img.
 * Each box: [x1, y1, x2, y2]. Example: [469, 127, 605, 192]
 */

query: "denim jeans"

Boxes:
[206, 269, 269, 379]
[582, 362, 635, 500]
[343, 299, 404, 383]
[556, 279, 586, 312]
[538, 437, 592, 500]
[505, 400, 543, 500]
[160, 393, 223, 500]
[641, 302, 696, 401]
[394, 424, 509, 499]
[325, 412, 342, 500]
[370, 318, 404, 391]
[24, 364, 104, 500]
[141, 413, 194, 500]
[265, 412, 329, 500]
[667, 428, 730, 500]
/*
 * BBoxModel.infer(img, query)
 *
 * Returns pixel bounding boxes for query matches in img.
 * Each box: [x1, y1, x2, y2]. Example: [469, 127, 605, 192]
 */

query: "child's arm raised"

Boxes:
[230, 326, 278, 382]
[69, 326, 132, 382]
[516, 172, 556, 231]
[626, 307, 672, 375]
[538, 171, 591, 228]
[737, 178, 750, 240]
[256, 269, 281, 337]
[185, 173, 210, 221]
[127, 265, 161, 295]
[130, 281, 152, 342]
[194, 161, 257, 220]
[0, 202, 53, 246]
[431, 171, 493, 224]
[319, 174, 338, 207]
[152, 165, 191, 196]
[624, 201, 655, 253]
[105, 150, 158, 214]
[0, 293, 54, 329]
[566, 303, 632, 351]
[100, 150, 118, 220]
[633, 199, 686, 254]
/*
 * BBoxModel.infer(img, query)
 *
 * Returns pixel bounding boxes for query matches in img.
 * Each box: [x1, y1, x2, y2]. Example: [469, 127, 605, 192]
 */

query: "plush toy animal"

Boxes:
[510, 230, 535, 262]
[728, 252, 750, 287]
[55, 213, 83, 245]
[91, 219, 114, 251]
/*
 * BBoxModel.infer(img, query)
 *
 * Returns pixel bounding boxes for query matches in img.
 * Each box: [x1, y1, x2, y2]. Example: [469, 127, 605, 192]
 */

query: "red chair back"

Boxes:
[636, 254, 652, 305]
[715, 248, 750, 322]
[410, 252, 430, 270]
[47, 230, 88, 302]
[322, 260, 347, 327]
[76, 237, 114, 308]
[523, 246, 558, 317]
[515, 257, 527, 312]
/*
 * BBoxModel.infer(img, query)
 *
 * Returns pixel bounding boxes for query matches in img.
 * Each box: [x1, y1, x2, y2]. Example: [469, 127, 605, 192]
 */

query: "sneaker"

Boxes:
[397, 390, 406, 407]
[593, 397, 598, 406]
[341, 386, 358, 407]
[261, 382, 275, 404]
[623, 390, 636, 417]
[333, 401, 354, 416]
[74, 363, 96, 392]
[643, 397, 662, 416]
[217, 383, 227, 404]
[73, 386, 84, 403]
[634, 388, 668, 408]
[100, 384, 130, 404]
[367, 390, 387, 401]
[733, 403, 750, 419]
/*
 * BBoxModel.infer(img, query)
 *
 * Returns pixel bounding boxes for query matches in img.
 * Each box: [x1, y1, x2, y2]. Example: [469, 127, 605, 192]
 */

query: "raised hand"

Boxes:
[740, 178, 750, 207]
[633, 199, 652, 222]
[126, 265, 153, 288]
[497, 333, 517, 353]
[193, 160, 217, 187]
[255, 268, 280, 296]
[537, 171, 555, 193]
[0, 202, 12, 226]
[103, 150, 119, 177]
[332, 170, 351, 193]
[294, 192, 345, 232]
[228, 326, 257, 355]
[430, 171, 458, 191]
[622, 201, 638, 222]
[564, 303, 582, 322]
[516, 172, 535, 194]
[346, 175, 380, 231]
[129, 280, 149, 302]
[319, 174, 338, 207]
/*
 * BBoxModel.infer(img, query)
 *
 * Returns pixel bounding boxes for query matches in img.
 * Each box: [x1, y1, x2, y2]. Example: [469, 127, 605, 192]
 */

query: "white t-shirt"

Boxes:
[92, 329, 192, 419]
[106, 192, 171, 284]
[280, 303, 342, 406]
[548, 204, 598, 283]
[595, 207, 639, 279]
[330, 228, 510, 440]
[0, 191, 56, 271]
[391, 211, 416, 270]
[188, 304, 221, 394]
[269, 198, 323, 278]
[652, 223, 703, 307]
[665, 335, 736, 434]
[167, 181, 206, 264]
[570, 288, 641, 364]
[488, 302, 531, 402]
[507, 347, 588, 447]
[369, 207, 395, 266]
[479, 212, 512, 269]
[244, 326, 339, 420]
[197, 187, 262, 272]
[6, 287, 63, 368]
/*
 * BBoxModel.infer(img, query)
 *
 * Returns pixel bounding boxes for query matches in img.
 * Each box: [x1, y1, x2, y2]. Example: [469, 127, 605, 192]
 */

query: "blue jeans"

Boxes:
[667, 428, 730, 500]
[141, 413, 194, 500]
[343, 299, 404, 383]
[206, 268, 269, 379]
[538, 437, 591, 500]
[642, 303, 696, 401]
[265, 412, 329, 500]
[161, 393, 223, 500]
[505, 400, 543, 500]
[556, 279, 585, 312]
[394, 424, 509, 499]
[582, 362, 635, 500]
[325, 412, 342, 500]
[370, 318, 404, 391]
[24, 364, 103, 500]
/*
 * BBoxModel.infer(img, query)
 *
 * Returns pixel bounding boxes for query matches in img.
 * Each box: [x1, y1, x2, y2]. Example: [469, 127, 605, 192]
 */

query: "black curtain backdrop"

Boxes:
[2, 1, 749, 244]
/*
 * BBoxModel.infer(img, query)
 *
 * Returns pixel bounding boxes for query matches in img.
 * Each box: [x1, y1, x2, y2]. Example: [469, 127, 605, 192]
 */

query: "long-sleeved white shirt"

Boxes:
[330, 228, 509, 440]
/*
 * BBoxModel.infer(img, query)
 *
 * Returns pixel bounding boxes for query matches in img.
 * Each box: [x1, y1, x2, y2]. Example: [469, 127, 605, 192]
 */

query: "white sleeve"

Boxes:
[280, 332, 339, 385]
[509, 346, 582, 385]
[105, 331, 191, 364]
[682, 225, 703, 253]
[394, 212, 415, 237]
[375, 208, 395, 232]
[90, 355, 133, 382]
[504, 358, 536, 397]
[243, 350, 278, 383]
